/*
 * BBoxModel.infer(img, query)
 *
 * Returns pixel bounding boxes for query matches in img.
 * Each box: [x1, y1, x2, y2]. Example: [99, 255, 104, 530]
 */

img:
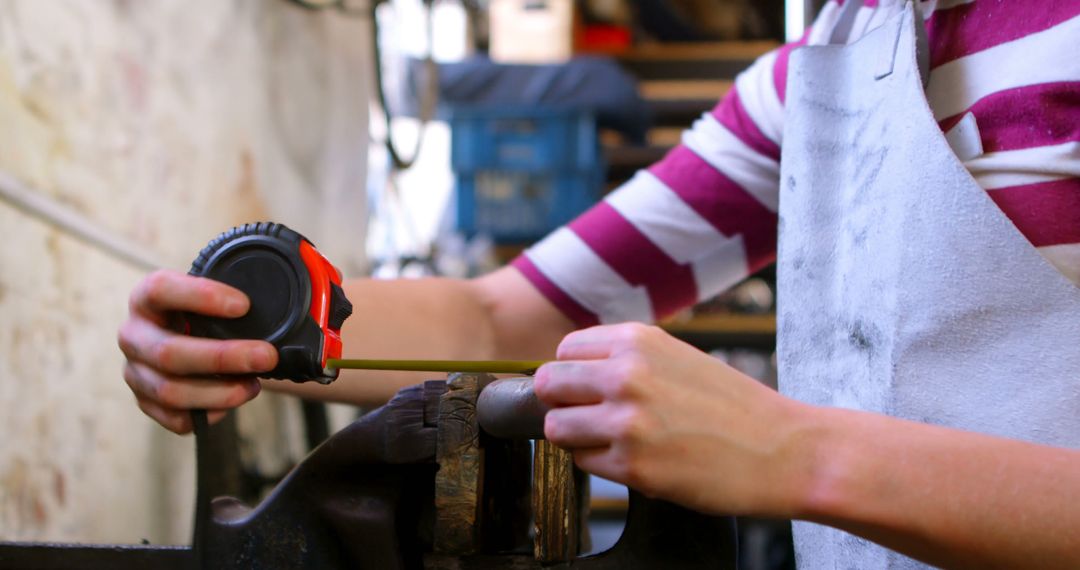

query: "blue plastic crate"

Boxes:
[456, 169, 603, 242]
[450, 106, 605, 242]
[450, 106, 601, 173]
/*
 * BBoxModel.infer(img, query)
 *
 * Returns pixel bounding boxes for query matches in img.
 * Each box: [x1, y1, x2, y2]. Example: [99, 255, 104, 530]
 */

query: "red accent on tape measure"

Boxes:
[299, 240, 345, 369]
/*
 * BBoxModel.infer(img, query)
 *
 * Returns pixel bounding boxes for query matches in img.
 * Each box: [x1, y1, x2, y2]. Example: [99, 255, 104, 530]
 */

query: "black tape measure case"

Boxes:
[186, 222, 352, 383]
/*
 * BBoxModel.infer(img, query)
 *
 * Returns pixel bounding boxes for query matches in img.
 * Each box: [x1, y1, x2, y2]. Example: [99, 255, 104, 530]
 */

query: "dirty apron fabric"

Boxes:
[777, 2, 1080, 568]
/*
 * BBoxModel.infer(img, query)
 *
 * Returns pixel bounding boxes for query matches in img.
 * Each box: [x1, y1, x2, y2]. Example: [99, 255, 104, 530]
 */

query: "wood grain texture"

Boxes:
[434, 373, 487, 554]
[532, 440, 579, 562]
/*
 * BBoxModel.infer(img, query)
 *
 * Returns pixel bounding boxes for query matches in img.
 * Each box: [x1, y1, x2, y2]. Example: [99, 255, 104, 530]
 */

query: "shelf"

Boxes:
[661, 313, 776, 350]
[639, 79, 733, 101]
[616, 41, 779, 81]
[620, 41, 780, 62]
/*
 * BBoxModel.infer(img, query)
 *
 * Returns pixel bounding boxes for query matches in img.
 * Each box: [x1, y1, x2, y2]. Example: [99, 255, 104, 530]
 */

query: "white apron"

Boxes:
[776, 2, 1080, 567]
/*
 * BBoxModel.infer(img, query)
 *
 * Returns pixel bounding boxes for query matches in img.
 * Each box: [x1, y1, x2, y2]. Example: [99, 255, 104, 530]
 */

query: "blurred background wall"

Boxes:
[0, 0, 371, 544]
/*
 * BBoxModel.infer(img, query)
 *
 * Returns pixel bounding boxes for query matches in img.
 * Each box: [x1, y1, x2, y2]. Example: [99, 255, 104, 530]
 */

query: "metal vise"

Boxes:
[0, 375, 738, 569]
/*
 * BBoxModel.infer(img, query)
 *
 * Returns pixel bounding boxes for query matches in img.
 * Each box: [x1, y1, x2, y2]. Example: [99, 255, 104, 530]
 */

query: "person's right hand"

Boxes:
[117, 269, 278, 434]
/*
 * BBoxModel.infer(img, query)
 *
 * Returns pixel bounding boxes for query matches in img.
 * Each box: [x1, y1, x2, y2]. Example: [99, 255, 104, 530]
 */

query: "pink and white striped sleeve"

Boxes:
[511, 39, 807, 326]
[512, 0, 1080, 327]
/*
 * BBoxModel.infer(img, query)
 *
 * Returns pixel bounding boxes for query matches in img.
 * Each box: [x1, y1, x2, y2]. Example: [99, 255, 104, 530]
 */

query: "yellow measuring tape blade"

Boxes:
[325, 359, 547, 375]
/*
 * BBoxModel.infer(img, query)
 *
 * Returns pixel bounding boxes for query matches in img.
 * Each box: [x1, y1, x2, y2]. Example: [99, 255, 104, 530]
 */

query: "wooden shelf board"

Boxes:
[662, 313, 776, 336]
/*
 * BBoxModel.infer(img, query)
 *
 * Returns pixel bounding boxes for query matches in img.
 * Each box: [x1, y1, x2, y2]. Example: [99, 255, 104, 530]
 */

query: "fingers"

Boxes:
[570, 443, 654, 494]
[547, 324, 656, 404]
[136, 398, 229, 434]
[131, 269, 249, 322]
[119, 317, 277, 375]
[545, 401, 654, 450]
[556, 323, 665, 361]
[555, 326, 617, 360]
[534, 361, 608, 406]
[122, 270, 267, 434]
[544, 404, 619, 447]
[125, 361, 262, 411]
[570, 446, 625, 483]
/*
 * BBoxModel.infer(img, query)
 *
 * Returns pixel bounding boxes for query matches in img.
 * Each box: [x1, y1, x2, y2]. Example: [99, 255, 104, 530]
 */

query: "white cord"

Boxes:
[0, 169, 164, 272]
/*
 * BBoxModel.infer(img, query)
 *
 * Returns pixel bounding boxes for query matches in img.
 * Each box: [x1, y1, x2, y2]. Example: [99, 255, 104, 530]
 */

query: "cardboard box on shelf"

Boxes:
[489, 0, 575, 64]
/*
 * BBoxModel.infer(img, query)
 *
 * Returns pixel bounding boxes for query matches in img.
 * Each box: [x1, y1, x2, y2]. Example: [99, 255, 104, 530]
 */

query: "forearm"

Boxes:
[267, 267, 575, 405]
[793, 406, 1080, 568]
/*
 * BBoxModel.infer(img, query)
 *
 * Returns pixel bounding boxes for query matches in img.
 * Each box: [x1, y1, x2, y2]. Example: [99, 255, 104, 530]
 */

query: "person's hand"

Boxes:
[117, 269, 278, 434]
[534, 323, 813, 517]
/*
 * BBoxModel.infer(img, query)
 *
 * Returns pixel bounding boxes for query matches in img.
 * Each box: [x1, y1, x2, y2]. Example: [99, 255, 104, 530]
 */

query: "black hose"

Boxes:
[190, 409, 210, 570]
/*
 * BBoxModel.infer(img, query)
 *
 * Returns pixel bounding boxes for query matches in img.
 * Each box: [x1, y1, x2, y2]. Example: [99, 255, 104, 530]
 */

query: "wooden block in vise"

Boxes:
[533, 440, 583, 562]
[434, 372, 493, 554]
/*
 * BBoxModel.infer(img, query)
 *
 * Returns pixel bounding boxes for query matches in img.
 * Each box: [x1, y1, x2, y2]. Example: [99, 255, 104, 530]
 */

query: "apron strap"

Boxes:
[828, 0, 864, 45]
[874, 1, 930, 86]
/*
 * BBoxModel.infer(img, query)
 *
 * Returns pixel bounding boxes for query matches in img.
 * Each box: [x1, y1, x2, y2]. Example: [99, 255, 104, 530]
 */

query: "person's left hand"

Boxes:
[533, 323, 813, 517]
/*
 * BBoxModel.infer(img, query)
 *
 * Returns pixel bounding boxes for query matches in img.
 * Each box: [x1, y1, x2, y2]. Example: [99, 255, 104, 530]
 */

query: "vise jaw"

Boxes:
[0, 374, 738, 569]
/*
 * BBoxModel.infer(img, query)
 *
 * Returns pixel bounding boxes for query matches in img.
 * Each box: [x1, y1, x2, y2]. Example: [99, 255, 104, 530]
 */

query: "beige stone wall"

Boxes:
[0, 0, 371, 544]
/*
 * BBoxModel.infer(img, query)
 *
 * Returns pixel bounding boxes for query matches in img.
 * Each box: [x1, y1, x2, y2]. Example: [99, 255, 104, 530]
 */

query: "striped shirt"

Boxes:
[513, 0, 1080, 326]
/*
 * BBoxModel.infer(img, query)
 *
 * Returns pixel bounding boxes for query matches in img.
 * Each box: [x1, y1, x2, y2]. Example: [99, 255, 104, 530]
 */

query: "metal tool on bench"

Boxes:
[0, 223, 738, 569]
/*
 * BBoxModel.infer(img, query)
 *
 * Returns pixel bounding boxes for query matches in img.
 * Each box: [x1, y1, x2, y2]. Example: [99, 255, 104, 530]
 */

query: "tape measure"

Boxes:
[186, 222, 547, 383]
[186, 222, 353, 383]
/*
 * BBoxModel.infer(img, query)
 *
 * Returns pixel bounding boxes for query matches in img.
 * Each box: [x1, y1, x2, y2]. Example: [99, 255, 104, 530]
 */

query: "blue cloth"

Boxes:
[435, 55, 650, 144]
